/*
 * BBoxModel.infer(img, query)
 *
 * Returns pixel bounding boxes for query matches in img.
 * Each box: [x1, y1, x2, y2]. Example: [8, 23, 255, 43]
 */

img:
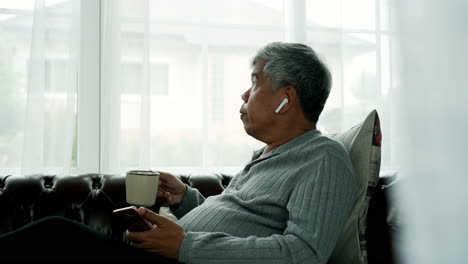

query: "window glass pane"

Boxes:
[0, 1, 78, 170]
[342, 0, 375, 30]
[45, 0, 68, 7]
[121, 0, 284, 27]
[203, 0, 282, 27]
[151, 63, 169, 95]
[380, 0, 390, 31]
[307, 0, 376, 30]
[0, 14, 32, 168]
[204, 50, 260, 167]
[307, 0, 392, 169]
[0, 0, 35, 10]
[307, 0, 342, 28]
[115, 1, 283, 169]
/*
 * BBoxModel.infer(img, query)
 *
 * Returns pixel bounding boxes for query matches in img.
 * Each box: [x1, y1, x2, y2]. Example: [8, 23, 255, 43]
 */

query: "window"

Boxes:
[0, 0, 393, 175]
[0, 0, 78, 174]
[100, 0, 283, 174]
[307, 0, 394, 167]
[151, 63, 169, 95]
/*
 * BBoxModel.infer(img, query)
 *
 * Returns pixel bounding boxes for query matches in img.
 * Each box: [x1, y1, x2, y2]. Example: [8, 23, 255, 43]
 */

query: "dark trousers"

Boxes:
[0, 216, 180, 262]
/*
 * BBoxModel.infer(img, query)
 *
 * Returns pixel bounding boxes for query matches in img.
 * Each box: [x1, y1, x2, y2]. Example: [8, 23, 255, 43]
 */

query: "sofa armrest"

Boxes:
[367, 171, 400, 264]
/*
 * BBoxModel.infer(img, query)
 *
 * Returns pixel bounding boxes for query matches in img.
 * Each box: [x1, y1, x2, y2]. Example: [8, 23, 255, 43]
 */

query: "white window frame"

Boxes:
[73, 0, 100, 174]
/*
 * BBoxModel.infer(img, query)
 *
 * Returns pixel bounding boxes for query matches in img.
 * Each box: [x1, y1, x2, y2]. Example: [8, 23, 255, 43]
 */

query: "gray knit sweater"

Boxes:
[173, 130, 359, 264]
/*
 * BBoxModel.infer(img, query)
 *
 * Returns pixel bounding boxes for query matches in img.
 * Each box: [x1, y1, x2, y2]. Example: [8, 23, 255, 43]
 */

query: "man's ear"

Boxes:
[274, 86, 297, 114]
[283, 86, 297, 103]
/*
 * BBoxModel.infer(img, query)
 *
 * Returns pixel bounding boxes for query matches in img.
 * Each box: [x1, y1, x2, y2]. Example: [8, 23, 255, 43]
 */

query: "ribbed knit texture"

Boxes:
[173, 130, 359, 264]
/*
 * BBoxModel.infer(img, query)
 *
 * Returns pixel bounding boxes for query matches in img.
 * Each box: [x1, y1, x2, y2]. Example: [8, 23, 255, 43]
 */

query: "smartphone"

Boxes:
[112, 206, 153, 232]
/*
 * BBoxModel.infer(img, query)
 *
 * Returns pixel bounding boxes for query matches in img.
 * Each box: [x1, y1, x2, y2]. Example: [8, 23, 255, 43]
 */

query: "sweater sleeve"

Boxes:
[171, 185, 206, 219]
[178, 154, 358, 264]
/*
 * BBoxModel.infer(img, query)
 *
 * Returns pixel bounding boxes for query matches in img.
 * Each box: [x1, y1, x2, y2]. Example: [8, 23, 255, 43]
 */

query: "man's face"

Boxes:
[239, 59, 282, 141]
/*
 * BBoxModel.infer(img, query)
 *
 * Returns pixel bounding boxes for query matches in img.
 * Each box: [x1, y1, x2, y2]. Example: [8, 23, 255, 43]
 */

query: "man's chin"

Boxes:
[243, 126, 258, 140]
[242, 121, 262, 139]
[242, 124, 252, 136]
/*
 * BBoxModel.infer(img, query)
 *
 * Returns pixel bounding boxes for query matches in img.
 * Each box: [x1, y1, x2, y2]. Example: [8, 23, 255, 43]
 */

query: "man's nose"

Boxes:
[241, 90, 249, 102]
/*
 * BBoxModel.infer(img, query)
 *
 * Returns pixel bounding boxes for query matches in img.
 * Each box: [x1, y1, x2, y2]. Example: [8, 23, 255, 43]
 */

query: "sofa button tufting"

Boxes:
[44, 181, 53, 188]
[92, 181, 102, 189]
[43, 176, 55, 189]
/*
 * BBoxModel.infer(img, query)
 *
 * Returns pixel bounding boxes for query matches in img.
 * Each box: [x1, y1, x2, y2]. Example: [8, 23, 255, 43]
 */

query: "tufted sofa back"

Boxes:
[0, 172, 398, 263]
[0, 173, 232, 239]
[0, 174, 129, 240]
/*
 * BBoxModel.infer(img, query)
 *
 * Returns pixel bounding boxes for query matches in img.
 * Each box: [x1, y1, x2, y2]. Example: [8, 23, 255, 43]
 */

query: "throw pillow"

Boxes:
[328, 109, 382, 264]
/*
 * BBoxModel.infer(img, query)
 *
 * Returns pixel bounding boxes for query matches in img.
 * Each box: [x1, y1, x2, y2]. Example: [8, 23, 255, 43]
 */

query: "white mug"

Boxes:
[125, 170, 160, 207]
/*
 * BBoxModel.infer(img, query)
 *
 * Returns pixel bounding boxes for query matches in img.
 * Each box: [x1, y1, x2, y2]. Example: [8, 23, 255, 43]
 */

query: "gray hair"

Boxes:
[252, 42, 332, 123]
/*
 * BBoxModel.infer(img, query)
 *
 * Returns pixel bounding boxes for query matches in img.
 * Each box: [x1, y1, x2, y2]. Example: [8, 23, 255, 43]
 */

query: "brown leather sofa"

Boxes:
[0, 171, 399, 263]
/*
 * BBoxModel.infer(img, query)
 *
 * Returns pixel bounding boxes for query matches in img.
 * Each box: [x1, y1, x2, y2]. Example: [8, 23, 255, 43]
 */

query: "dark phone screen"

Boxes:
[113, 206, 153, 232]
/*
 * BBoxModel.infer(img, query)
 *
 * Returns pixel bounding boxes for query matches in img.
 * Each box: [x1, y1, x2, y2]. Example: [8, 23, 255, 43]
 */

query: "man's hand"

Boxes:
[157, 171, 187, 206]
[127, 207, 185, 260]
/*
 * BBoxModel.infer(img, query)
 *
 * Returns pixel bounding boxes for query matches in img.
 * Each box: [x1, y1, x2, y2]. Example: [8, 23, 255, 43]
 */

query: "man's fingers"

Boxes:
[156, 192, 173, 206]
[166, 195, 173, 205]
[157, 190, 168, 197]
[130, 240, 153, 249]
[138, 207, 171, 226]
[158, 171, 172, 182]
[126, 230, 146, 243]
[158, 185, 170, 193]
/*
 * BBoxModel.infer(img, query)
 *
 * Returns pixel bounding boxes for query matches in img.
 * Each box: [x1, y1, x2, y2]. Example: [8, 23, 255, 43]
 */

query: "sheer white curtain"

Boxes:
[100, 0, 284, 174]
[1, 0, 392, 175]
[0, 0, 80, 176]
[392, 0, 468, 263]
[101, 0, 126, 174]
[99, 0, 393, 174]
[306, 0, 393, 167]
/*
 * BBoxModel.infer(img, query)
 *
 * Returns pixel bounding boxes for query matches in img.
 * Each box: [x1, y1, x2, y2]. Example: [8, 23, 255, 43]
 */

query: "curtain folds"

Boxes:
[101, 0, 153, 174]
[20, 0, 80, 176]
[3, 0, 393, 175]
[101, 0, 123, 174]
[392, 0, 468, 263]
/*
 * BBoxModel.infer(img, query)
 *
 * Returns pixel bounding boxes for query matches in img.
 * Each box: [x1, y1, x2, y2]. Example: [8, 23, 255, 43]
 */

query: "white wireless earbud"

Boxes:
[274, 98, 289, 113]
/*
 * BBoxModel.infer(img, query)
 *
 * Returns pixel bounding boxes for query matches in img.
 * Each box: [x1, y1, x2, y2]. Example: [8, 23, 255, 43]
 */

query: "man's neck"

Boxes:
[261, 126, 316, 157]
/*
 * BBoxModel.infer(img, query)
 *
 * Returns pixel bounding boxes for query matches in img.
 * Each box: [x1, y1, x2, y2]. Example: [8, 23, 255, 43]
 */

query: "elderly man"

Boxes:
[0, 42, 357, 264]
[128, 42, 359, 263]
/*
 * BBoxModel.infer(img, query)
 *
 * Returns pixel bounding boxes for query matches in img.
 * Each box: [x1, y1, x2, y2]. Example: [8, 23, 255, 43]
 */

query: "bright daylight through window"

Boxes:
[0, 0, 393, 175]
